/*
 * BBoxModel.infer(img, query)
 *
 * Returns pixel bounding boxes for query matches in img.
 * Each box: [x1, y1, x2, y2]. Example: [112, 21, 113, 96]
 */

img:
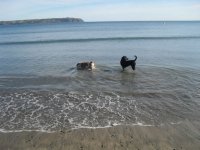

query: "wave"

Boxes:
[1, 36, 200, 45]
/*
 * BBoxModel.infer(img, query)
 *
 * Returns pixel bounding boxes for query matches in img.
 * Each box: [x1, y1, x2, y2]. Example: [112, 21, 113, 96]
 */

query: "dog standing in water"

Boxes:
[120, 56, 137, 71]
[76, 61, 95, 70]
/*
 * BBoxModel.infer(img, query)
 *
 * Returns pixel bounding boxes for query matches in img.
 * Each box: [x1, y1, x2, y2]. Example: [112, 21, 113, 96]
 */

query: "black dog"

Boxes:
[120, 56, 137, 71]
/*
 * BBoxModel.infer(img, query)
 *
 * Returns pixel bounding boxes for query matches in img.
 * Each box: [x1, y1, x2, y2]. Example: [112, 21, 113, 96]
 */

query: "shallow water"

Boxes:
[0, 66, 199, 131]
[0, 21, 200, 131]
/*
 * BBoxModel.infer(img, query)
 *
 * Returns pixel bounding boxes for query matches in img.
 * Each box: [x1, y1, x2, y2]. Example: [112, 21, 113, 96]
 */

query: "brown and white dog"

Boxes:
[76, 61, 95, 70]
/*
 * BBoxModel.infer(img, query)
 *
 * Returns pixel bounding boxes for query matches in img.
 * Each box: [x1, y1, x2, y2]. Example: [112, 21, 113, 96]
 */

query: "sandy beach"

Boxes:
[0, 120, 199, 150]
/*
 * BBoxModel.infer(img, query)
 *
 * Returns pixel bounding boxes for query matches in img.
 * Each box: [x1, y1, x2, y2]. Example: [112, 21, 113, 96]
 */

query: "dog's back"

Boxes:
[76, 61, 95, 70]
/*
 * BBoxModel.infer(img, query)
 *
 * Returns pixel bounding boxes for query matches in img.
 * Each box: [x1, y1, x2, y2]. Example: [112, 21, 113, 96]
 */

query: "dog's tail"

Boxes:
[134, 55, 137, 61]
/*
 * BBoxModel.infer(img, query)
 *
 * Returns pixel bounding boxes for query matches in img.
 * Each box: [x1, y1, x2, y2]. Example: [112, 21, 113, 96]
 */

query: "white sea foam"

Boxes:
[170, 121, 182, 125]
[0, 90, 190, 132]
[0, 128, 55, 133]
[0, 120, 183, 133]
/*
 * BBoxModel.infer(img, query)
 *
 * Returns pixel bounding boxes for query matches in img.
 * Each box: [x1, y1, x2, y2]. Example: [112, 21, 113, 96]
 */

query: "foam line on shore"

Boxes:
[0, 129, 55, 133]
[0, 121, 185, 133]
[0, 122, 154, 133]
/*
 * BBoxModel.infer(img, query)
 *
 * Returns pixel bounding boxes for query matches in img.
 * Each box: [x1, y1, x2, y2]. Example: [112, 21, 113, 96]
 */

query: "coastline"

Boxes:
[0, 17, 84, 25]
[0, 120, 199, 150]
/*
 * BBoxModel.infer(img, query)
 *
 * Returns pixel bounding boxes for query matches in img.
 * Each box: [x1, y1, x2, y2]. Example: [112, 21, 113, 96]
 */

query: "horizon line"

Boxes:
[1, 17, 200, 23]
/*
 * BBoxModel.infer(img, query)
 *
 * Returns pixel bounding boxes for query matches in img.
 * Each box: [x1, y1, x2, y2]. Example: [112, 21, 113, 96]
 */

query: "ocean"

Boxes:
[0, 21, 200, 132]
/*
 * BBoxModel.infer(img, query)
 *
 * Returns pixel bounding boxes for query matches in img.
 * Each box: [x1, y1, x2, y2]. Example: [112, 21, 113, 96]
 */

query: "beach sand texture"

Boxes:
[0, 120, 199, 150]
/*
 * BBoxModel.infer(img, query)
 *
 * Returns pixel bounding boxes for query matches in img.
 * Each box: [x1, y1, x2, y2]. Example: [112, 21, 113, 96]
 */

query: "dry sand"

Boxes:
[0, 120, 200, 150]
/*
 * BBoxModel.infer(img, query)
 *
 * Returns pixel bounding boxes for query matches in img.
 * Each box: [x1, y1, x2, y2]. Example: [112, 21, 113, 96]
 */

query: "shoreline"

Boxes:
[0, 122, 155, 134]
[0, 120, 199, 150]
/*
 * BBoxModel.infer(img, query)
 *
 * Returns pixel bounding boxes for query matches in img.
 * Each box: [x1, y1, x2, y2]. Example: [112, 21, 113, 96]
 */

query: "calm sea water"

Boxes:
[0, 21, 200, 131]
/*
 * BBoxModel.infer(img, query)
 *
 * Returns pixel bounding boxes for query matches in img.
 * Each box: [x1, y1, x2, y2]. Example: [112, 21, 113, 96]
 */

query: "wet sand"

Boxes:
[0, 120, 200, 150]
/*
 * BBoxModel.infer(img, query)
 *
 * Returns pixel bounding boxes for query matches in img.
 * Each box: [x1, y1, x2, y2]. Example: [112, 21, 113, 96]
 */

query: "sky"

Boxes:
[0, 0, 200, 21]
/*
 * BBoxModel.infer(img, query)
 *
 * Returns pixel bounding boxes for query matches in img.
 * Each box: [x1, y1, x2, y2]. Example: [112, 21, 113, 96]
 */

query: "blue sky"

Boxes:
[0, 0, 200, 21]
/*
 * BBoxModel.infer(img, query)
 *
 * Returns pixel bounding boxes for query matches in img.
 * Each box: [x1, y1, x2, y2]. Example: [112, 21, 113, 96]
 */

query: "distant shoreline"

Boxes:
[1, 19, 200, 26]
[0, 17, 84, 25]
[1, 18, 200, 25]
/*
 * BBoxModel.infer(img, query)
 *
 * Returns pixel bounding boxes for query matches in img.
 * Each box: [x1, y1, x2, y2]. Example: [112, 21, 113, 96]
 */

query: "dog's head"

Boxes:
[121, 56, 129, 62]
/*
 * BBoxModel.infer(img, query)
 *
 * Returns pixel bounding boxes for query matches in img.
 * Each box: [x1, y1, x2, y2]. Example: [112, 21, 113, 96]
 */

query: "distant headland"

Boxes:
[0, 17, 84, 25]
